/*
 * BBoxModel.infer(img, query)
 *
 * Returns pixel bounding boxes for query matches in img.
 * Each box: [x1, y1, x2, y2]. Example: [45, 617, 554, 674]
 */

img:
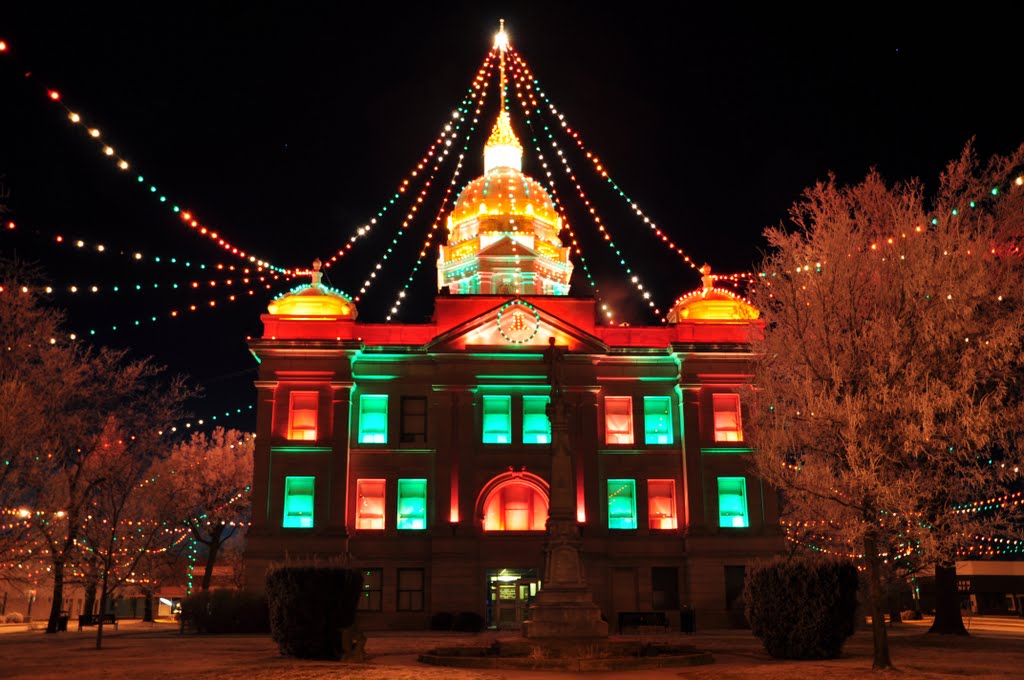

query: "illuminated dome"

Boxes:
[267, 259, 357, 319]
[437, 105, 572, 296]
[667, 265, 758, 322]
[449, 168, 560, 230]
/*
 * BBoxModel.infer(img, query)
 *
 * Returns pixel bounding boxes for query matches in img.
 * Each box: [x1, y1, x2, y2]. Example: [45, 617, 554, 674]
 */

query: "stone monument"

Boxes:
[522, 338, 608, 638]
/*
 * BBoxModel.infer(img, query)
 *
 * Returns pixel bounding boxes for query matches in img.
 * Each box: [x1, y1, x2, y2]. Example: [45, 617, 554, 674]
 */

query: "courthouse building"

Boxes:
[243, 104, 783, 630]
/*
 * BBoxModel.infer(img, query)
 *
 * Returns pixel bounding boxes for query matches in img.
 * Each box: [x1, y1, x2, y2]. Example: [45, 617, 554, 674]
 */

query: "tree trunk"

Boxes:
[83, 580, 97, 617]
[863, 533, 893, 669]
[45, 559, 65, 633]
[201, 524, 226, 592]
[95, 572, 110, 650]
[143, 589, 154, 622]
[887, 588, 902, 625]
[928, 563, 968, 635]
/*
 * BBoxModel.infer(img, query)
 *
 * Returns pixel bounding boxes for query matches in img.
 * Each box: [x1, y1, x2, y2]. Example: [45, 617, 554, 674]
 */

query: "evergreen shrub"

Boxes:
[430, 611, 454, 630]
[452, 610, 485, 632]
[4, 612, 24, 623]
[265, 565, 363, 659]
[180, 589, 269, 633]
[744, 556, 859, 659]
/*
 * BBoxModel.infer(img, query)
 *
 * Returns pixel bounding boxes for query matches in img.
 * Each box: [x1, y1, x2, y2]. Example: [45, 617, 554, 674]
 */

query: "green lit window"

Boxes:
[283, 476, 314, 529]
[397, 478, 427, 530]
[607, 479, 637, 529]
[359, 394, 388, 444]
[522, 396, 551, 444]
[643, 396, 673, 445]
[482, 395, 512, 444]
[718, 477, 749, 528]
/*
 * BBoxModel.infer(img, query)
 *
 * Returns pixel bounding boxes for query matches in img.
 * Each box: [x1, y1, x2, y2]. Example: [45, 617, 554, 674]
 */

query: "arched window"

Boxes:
[479, 472, 549, 531]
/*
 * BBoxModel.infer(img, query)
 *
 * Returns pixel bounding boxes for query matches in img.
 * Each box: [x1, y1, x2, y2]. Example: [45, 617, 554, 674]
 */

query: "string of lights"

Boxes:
[0, 41, 287, 273]
[510, 46, 703, 275]
[383, 57, 497, 321]
[326, 49, 498, 269]
[508, 51, 662, 320]
[0, 271, 283, 299]
[3, 222, 291, 279]
[506, 56, 613, 321]
[757, 176, 1024, 288]
[352, 54, 494, 303]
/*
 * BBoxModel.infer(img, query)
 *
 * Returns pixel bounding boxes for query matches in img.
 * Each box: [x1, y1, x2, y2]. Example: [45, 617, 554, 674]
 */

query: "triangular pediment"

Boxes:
[477, 235, 543, 260]
[426, 298, 607, 353]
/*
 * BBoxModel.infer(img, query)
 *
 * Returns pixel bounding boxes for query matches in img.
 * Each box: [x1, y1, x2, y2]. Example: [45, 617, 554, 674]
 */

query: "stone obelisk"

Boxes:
[522, 338, 608, 638]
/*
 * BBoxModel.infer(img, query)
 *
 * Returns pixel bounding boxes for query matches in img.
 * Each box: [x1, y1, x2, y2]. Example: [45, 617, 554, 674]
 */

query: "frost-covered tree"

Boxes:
[159, 428, 253, 592]
[0, 263, 192, 636]
[745, 143, 1024, 669]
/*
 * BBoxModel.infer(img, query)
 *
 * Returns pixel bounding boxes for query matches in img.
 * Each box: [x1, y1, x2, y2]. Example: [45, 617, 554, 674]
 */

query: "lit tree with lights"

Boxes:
[746, 143, 1024, 669]
[0, 261, 64, 570]
[0, 270, 193, 634]
[158, 428, 253, 592]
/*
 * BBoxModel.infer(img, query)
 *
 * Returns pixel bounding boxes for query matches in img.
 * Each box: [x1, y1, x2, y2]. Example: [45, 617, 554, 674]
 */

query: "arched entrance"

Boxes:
[478, 472, 549, 629]
[479, 471, 549, 532]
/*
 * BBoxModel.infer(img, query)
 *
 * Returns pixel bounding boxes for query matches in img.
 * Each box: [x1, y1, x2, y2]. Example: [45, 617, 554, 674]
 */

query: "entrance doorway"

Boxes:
[486, 569, 540, 629]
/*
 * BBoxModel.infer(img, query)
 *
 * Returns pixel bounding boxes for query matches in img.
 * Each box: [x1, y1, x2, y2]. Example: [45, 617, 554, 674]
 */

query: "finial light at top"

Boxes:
[494, 19, 509, 51]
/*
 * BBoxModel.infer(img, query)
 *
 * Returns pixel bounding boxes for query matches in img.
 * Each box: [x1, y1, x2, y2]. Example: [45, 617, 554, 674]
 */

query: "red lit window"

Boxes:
[712, 393, 743, 442]
[483, 481, 548, 531]
[356, 479, 386, 530]
[648, 479, 677, 530]
[288, 391, 318, 441]
[604, 396, 634, 445]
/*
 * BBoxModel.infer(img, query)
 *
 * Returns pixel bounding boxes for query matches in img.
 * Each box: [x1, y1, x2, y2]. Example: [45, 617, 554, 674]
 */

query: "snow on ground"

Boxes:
[1, 618, 1023, 679]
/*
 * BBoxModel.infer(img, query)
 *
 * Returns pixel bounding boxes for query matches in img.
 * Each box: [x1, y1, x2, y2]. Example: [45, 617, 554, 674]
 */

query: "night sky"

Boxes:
[1, 4, 1022, 431]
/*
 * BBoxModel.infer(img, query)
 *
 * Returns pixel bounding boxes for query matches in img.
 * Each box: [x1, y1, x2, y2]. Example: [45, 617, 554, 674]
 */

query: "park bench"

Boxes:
[617, 610, 669, 633]
[77, 613, 118, 631]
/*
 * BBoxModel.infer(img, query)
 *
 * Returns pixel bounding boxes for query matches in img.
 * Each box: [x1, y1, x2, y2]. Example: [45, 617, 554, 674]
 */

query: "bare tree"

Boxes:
[745, 143, 1024, 669]
[158, 428, 253, 592]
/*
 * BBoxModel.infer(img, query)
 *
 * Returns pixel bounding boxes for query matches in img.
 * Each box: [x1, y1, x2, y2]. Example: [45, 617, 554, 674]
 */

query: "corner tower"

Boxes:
[437, 35, 573, 295]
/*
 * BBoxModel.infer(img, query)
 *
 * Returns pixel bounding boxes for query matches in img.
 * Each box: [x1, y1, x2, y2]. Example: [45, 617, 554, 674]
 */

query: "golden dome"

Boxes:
[267, 260, 357, 318]
[449, 167, 559, 228]
[667, 287, 759, 322]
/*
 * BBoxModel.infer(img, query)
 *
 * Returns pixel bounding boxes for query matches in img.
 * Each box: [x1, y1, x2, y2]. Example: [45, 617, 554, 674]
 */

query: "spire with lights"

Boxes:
[436, 21, 573, 296]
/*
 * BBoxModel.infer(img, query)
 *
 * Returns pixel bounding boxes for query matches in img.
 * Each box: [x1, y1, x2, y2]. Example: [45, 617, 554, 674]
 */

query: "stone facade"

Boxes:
[244, 293, 784, 630]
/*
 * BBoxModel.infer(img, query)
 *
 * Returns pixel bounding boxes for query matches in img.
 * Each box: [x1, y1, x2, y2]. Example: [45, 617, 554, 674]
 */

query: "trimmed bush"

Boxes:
[4, 612, 24, 623]
[452, 610, 485, 632]
[266, 565, 363, 660]
[180, 589, 269, 634]
[744, 556, 859, 659]
[430, 611, 454, 630]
